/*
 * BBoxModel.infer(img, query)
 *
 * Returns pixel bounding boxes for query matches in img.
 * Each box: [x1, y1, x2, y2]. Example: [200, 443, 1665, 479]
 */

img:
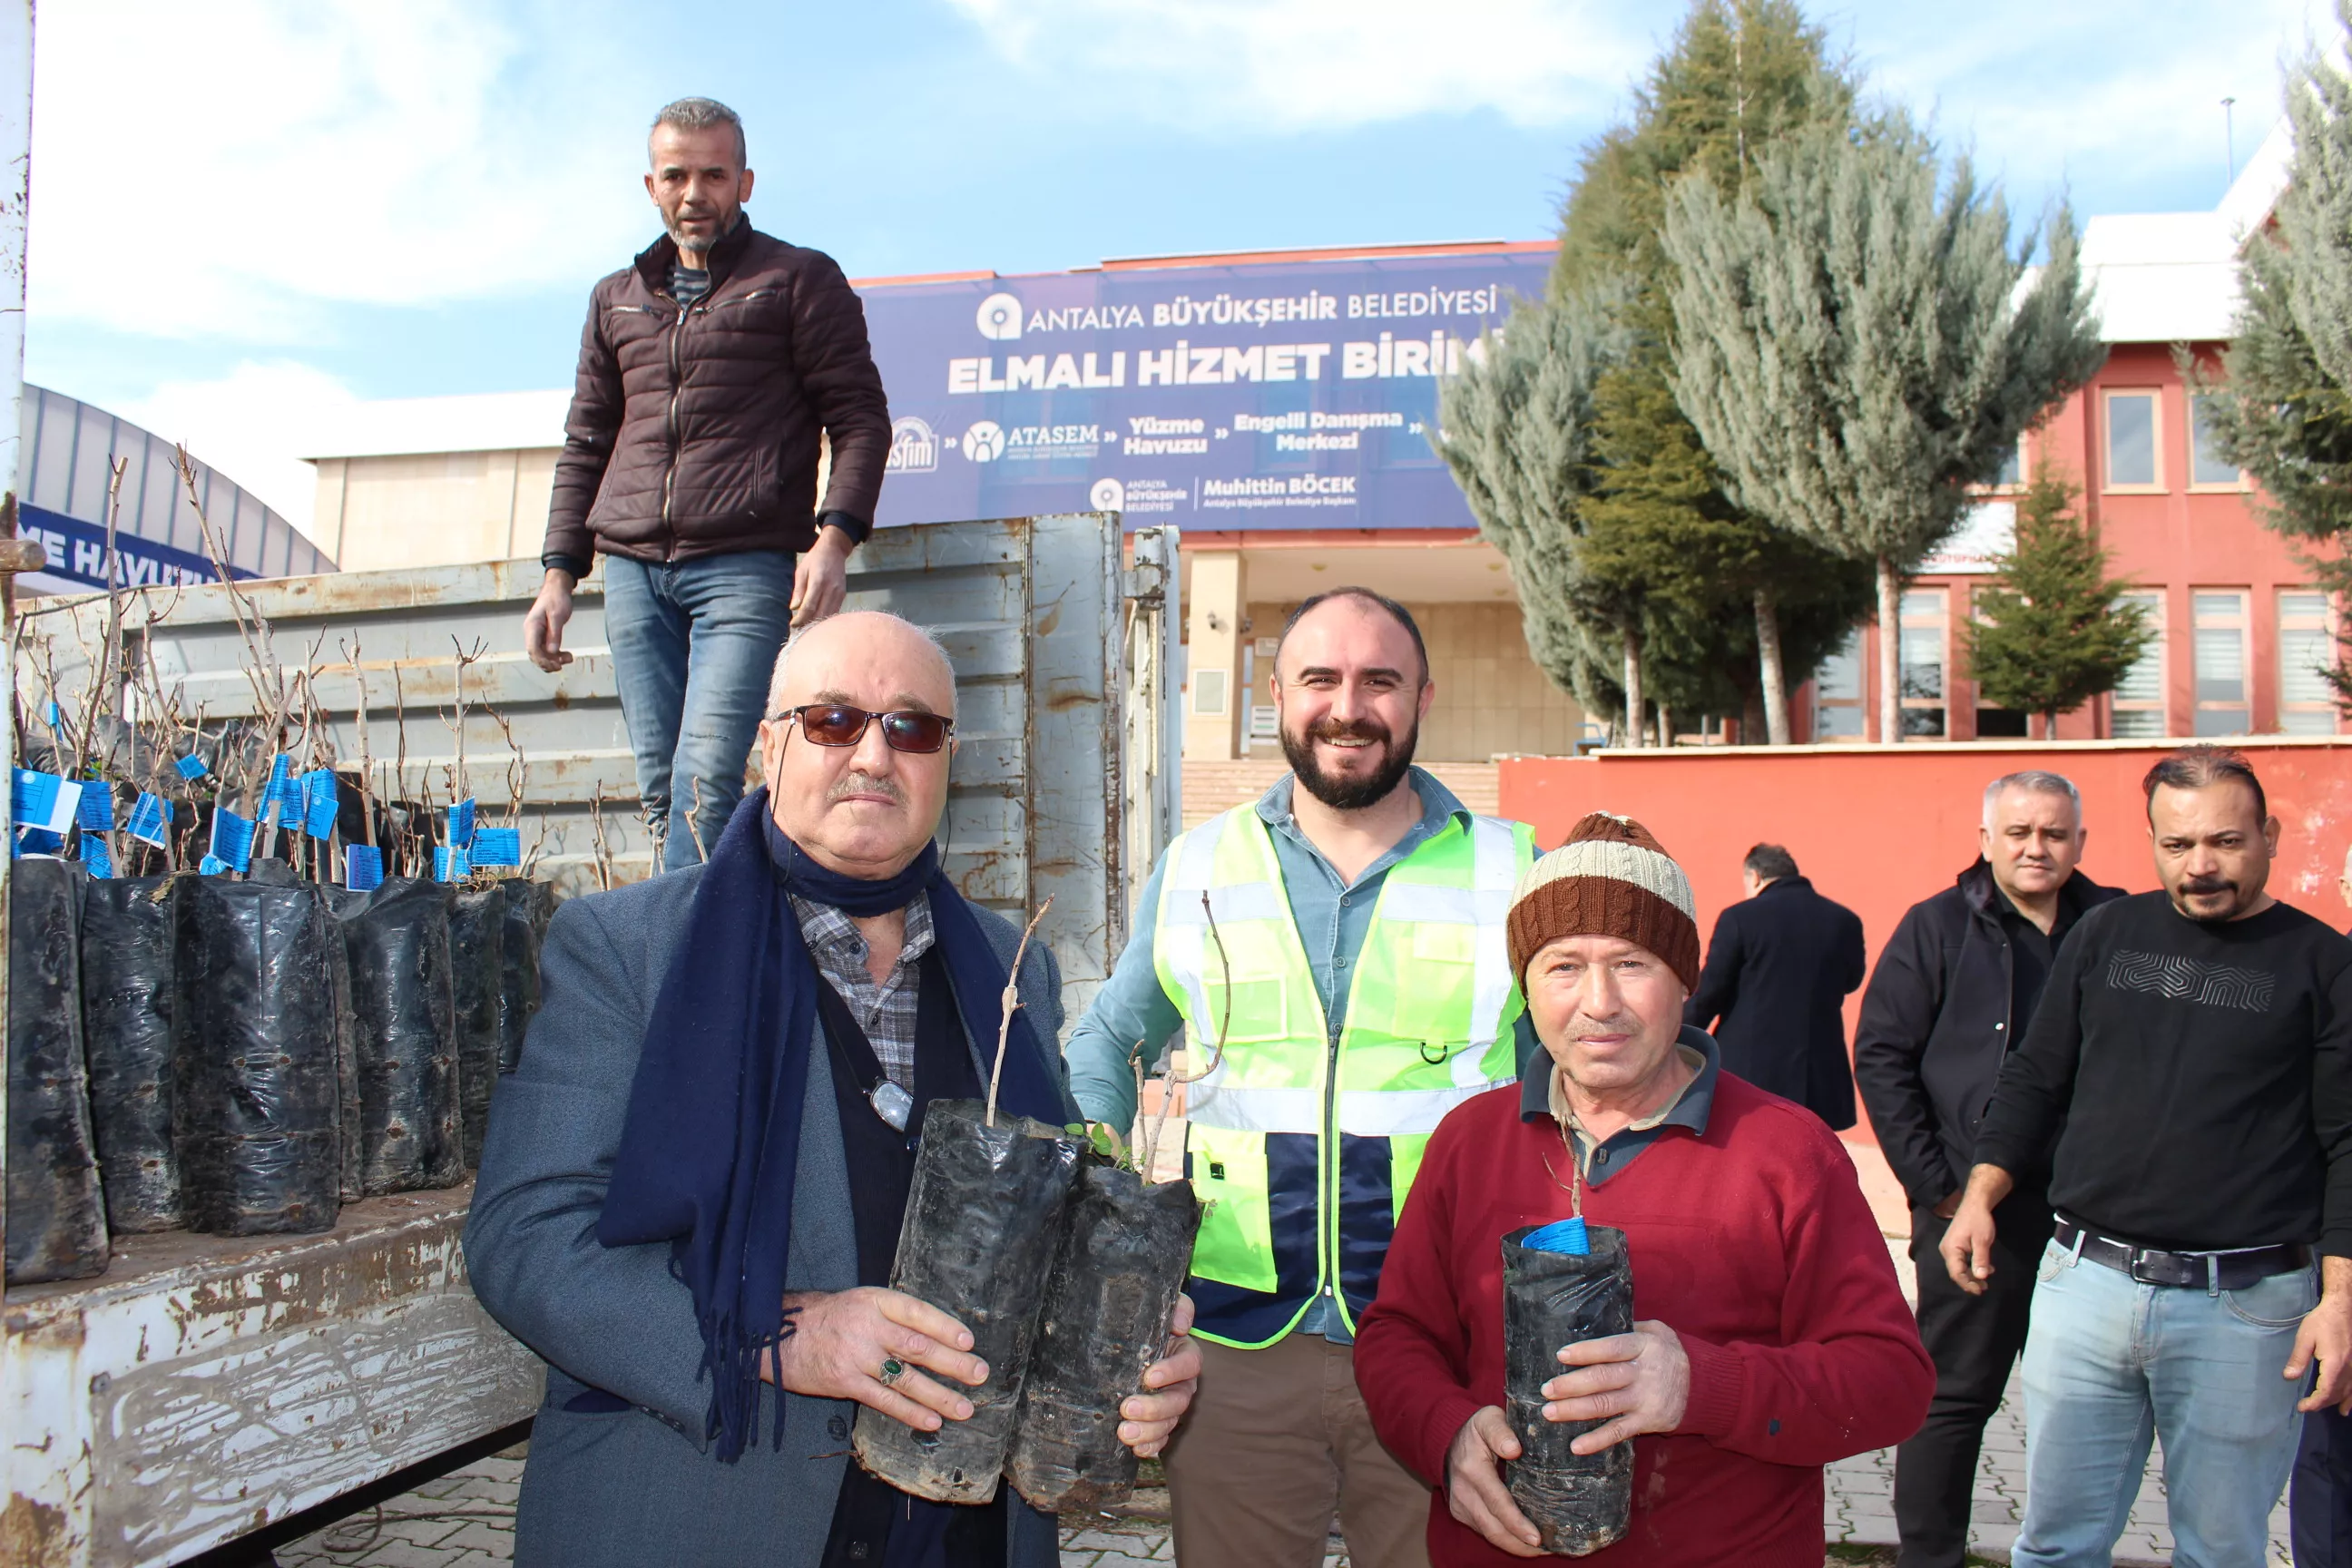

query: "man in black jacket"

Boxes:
[1854, 769, 2122, 1568]
[1684, 843, 1866, 1126]
[524, 97, 892, 872]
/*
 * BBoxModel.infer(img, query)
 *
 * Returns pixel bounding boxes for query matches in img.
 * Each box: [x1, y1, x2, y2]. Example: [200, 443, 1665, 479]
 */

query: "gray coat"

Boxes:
[463, 865, 1075, 1568]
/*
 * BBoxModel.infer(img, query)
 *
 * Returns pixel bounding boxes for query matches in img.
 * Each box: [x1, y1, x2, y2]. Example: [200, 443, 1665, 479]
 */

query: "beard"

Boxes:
[1282, 711, 1419, 811]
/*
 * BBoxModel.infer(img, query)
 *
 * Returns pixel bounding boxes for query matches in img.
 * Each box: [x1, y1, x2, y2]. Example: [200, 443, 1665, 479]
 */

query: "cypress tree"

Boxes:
[1961, 466, 2154, 735]
[1556, 0, 1871, 741]
[1661, 113, 2106, 742]
[2199, 5, 2352, 705]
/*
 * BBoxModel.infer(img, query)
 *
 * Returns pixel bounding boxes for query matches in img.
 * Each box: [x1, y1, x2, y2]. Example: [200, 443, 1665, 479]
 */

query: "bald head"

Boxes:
[767, 612, 957, 720]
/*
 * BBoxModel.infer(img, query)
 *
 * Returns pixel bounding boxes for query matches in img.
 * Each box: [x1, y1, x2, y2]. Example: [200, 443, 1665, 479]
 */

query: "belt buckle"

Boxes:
[2127, 1248, 2169, 1286]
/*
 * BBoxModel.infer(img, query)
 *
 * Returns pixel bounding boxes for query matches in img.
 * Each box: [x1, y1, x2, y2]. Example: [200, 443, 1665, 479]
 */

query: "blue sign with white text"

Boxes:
[858, 247, 1555, 533]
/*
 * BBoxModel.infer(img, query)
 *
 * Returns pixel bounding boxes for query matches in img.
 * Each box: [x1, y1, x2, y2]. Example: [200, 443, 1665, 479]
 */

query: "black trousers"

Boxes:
[1894, 1197, 2053, 1568]
[2295, 1406, 2352, 1565]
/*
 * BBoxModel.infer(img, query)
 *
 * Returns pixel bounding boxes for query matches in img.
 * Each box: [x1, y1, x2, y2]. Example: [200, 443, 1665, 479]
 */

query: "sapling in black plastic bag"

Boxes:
[1006, 888, 1231, 1514]
[173, 874, 343, 1236]
[80, 874, 181, 1233]
[854, 902, 1082, 1505]
[5, 858, 109, 1280]
[1006, 1142, 1200, 1513]
[1502, 1219, 1635, 1555]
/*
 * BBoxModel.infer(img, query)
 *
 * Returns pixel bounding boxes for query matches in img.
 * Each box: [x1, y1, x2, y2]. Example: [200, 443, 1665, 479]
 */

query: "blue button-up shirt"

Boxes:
[1065, 766, 1534, 1340]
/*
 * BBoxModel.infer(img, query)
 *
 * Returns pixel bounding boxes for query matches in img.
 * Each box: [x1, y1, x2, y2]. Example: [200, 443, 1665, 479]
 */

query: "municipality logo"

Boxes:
[975, 291, 1024, 341]
[887, 416, 939, 474]
[961, 421, 1006, 462]
[1090, 478, 1124, 513]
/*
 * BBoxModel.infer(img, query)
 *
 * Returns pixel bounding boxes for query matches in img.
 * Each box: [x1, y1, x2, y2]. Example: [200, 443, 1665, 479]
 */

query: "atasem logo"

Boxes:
[961, 421, 1006, 462]
[975, 292, 1023, 341]
[887, 416, 938, 474]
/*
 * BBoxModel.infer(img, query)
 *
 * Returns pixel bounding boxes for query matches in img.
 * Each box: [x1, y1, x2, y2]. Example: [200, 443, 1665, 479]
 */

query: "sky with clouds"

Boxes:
[23, 0, 2336, 538]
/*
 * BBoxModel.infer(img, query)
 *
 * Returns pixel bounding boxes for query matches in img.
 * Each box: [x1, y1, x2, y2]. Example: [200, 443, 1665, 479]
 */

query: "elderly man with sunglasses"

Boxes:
[467, 610, 1202, 1568]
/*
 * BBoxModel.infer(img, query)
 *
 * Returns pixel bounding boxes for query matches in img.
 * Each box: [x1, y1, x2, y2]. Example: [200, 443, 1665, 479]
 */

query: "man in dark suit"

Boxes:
[466, 612, 1200, 1568]
[1683, 843, 1867, 1127]
[1853, 769, 2122, 1568]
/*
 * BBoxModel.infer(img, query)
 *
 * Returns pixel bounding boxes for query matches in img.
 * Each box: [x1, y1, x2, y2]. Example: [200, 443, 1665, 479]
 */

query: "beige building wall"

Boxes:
[1239, 598, 1584, 763]
[313, 447, 559, 572]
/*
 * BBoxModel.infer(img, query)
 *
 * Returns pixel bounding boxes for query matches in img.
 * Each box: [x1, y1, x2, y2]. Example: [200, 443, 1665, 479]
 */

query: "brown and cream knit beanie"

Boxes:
[1507, 812, 1700, 991]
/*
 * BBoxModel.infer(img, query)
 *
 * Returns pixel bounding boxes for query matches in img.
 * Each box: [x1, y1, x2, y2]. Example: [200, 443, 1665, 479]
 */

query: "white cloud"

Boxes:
[109, 361, 361, 536]
[1851, 0, 2332, 212]
[944, 0, 1654, 132]
[27, 0, 651, 342]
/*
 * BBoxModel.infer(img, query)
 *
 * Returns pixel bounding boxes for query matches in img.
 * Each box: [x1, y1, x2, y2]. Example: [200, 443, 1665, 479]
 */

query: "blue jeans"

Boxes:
[602, 550, 797, 873]
[2014, 1234, 2316, 1568]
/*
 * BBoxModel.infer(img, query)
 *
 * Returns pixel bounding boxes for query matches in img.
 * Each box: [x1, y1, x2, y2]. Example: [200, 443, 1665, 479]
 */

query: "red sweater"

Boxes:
[1355, 1070, 1933, 1568]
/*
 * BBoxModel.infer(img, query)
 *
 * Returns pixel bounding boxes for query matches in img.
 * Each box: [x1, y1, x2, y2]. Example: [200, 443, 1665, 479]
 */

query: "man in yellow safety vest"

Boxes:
[1067, 586, 1537, 1568]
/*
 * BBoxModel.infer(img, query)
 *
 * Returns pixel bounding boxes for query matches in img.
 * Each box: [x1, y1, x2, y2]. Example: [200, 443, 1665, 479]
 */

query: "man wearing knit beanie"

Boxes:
[1357, 813, 1933, 1567]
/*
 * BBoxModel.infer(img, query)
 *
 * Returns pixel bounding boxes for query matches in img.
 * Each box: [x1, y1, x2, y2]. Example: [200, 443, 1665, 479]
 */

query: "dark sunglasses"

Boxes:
[775, 703, 955, 753]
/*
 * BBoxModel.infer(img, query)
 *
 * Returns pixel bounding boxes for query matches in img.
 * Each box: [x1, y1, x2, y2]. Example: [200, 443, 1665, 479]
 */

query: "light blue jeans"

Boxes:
[2013, 1233, 2316, 1568]
[601, 550, 798, 873]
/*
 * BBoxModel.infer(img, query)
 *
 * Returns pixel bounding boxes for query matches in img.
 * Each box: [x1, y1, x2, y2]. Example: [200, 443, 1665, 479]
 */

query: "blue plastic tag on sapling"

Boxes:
[346, 843, 384, 892]
[448, 797, 477, 850]
[468, 827, 520, 868]
[1524, 1217, 1591, 1256]
[210, 808, 255, 873]
[13, 769, 82, 835]
[76, 786, 115, 831]
[198, 854, 229, 877]
[83, 835, 113, 879]
[175, 752, 210, 781]
[302, 769, 339, 838]
[125, 791, 172, 848]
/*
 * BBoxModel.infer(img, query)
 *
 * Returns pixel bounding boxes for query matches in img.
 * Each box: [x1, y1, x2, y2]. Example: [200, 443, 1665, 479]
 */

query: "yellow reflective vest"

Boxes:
[1153, 803, 1536, 1347]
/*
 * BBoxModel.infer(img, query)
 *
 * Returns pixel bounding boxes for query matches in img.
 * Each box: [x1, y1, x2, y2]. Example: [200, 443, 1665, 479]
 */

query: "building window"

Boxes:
[2190, 394, 2243, 488]
[1899, 589, 1947, 739]
[2110, 591, 2166, 738]
[1191, 668, 1230, 717]
[2279, 590, 2338, 735]
[1991, 436, 2024, 489]
[2104, 390, 2161, 490]
[1812, 628, 1864, 739]
[2191, 591, 2249, 735]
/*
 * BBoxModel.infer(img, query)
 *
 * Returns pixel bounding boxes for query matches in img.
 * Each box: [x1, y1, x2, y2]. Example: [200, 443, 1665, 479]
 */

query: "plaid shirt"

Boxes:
[793, 892, 936, 1087]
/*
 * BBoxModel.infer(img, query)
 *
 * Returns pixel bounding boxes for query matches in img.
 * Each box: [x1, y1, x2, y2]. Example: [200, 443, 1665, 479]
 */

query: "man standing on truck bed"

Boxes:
[524, 95, 891, 872]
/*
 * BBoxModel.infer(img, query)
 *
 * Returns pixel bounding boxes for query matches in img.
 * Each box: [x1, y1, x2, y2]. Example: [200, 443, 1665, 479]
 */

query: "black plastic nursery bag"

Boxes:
[333, 877, 462, 1194]
[80, 874, 181, 1232]
[172, 876, 342, 1236]
[853, 1098, 1083, 1505]
[5, 858, 107, 1282]
[1502, 1222, 1635, 1556]
[1007, 1161, 1201, 1513]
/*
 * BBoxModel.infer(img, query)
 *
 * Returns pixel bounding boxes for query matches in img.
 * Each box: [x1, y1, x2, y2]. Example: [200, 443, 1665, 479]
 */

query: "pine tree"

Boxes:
[1961, 466, 2154, 734]
[1661, 113, 2107, 742]
[2197, 1, 2352, 705]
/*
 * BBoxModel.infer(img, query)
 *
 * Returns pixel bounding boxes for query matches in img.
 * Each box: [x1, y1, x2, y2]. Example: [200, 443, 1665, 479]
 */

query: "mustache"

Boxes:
[2181, 875, 2236, 896]
[1305, 715, 1391, 745]
[827, 771, 907, 807]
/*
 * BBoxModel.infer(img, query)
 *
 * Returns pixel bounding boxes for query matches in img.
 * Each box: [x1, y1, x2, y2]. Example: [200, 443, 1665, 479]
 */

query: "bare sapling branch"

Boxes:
[1139, 889, 1238, 1181]
[343, 636, 377, 850]
[985, 895, 1056, 1129]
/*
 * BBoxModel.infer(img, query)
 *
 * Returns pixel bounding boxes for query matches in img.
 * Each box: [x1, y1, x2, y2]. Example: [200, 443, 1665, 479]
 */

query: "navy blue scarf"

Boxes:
[597, 786, 1068, 1461]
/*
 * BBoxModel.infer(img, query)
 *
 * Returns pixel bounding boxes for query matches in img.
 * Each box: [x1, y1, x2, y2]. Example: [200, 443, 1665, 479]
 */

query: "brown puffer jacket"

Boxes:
[543, 220, 891, 567]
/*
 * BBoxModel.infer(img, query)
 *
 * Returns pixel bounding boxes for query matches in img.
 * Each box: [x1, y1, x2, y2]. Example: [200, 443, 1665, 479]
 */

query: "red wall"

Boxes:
[1500, 741, 2352, 1142]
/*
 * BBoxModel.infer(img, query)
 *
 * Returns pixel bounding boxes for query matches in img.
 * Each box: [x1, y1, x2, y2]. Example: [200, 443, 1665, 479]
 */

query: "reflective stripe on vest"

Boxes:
[1153, 803, 1535, 1347]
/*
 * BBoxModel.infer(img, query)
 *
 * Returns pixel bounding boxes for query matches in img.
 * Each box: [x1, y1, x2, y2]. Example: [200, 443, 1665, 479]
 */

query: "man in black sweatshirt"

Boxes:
[1945, 746, 2352, 1566]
